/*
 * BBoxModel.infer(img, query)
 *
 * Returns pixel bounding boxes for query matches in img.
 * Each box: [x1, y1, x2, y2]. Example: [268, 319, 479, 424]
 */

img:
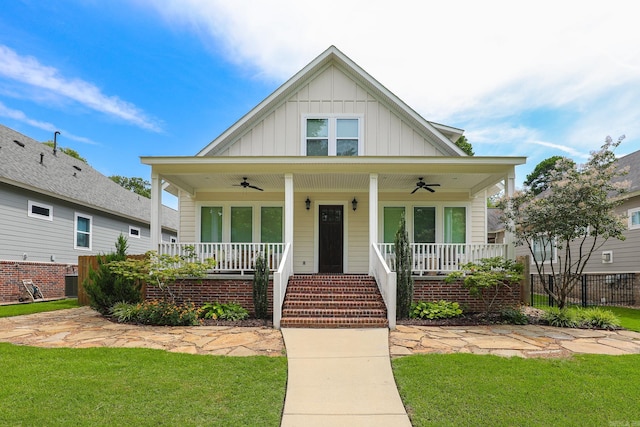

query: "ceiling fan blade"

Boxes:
[411, 187, 419, 194]
[425, 186, 435, 193]
[248, 185, 264, 191]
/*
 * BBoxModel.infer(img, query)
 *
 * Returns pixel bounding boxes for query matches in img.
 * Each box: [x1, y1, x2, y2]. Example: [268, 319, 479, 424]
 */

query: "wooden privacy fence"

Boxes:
[77, 254, 147, 306]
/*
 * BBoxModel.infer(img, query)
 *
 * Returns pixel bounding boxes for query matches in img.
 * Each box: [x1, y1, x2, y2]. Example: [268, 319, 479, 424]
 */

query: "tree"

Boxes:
[524, 155, 575, 195]
[394, 213, 414, 319]
[253, 253, 269, 320]
[455, 135, 474, 156]
[499, 136, 629, 308]
[42, 141, 87, 163]
[110, 175, 151, 199]
[83, 235, 142, 314]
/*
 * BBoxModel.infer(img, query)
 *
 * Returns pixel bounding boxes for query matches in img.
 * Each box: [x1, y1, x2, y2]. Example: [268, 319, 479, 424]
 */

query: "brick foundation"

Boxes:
[144, 277, 273, 316]
[413, 277, 522, 313]
[0, 261, 76, 302]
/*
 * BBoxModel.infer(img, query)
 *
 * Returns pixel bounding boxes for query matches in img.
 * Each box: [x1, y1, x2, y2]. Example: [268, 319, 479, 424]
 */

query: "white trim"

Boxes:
[301, 114, 363, 156]
[129, 226, 141, 239]
[628, 207, 640, 230]
[313, 200, 349, 273]
[74, 212, 92, 251]
[27, 200, 53, 221]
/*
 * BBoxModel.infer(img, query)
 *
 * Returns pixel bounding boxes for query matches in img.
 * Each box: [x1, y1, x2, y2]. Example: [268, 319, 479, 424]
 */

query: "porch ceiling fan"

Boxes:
[234, 177, 264, 191]
[411, 177, 440, 194]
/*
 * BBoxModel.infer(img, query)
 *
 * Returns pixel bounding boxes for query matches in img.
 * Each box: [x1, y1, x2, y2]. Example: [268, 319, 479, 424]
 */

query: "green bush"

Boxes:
[578, 307, 621, 330]
[543, 306, 620, 330]
[199, 302, 249, 321]
[84, 235, 142, 314]
[410, 300, 463, 319]
[111, 300, 199, 326]
[500, 307, 529, 325]
[253, 253, 269, 320]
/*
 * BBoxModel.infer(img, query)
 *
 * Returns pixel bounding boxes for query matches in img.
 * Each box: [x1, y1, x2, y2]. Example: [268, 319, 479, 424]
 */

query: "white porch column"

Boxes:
[150, 172, 163, 250]
[369, 173, 379, 274]
[504, 168, 516, 260]
[284, 173, 294, 244]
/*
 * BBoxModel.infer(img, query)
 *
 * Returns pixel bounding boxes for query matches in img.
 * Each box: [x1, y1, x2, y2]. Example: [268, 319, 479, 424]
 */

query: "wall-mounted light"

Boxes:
[50, 254, 56, 262]
[602, 250, 613, 263]
[305, 197, 311, 210]
[352, 197, 358, 211]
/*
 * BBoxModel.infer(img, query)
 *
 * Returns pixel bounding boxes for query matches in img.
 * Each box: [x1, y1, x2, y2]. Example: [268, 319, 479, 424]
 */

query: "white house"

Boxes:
[141, 46, 526, 327]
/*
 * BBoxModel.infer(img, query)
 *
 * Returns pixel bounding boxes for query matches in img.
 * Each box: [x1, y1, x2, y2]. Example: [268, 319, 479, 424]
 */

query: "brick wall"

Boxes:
[413, 278, 522, 313]
[0, 261, 75, 302]
[145, 278, 274, 316]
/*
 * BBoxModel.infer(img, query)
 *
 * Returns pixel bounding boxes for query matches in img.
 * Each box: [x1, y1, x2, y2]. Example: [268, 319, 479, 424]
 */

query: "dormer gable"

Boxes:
[198, 46, 465, 158]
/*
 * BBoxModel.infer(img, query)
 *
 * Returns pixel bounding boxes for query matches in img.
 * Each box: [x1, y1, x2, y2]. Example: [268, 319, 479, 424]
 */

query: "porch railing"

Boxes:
[158, 242, 286, 275]
[377, 243, 508, 275]
[273, 243, 293, 329]
[371, 243, 396, 329]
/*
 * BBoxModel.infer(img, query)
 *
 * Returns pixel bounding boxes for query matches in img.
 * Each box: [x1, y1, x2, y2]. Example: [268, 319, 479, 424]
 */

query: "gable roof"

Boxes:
[197, 45, 466, 157]
[0, 124, 178, 231]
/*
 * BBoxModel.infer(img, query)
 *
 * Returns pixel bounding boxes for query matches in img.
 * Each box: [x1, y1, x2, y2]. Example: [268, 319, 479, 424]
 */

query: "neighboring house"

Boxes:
[487, 207, 505, 244]
[0, 124, 178, 301]
[142, 46, 526, 327]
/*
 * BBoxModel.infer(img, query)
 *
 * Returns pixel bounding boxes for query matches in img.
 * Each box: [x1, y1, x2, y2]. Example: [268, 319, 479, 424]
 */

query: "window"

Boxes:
[129, 226, 141, 238]
[383, 207, 405, 243]
[413, 207, 436, 243]
[170, 236, 177, 243]
[444, 207, 466, 243]
[261, 207, 283, 243]
[231, 207, 253, 243]
[629, 208, 640, 230]
[28, 201, 52, 221]
[304, 116, 361, 156]
[201, 206, 223, 242]
[74, 213, 92, 250]
[531, 236, 556, 263]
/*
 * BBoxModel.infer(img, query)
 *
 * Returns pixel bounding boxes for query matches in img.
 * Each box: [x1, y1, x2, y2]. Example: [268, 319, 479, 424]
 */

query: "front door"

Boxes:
[319, 205, 343, 273]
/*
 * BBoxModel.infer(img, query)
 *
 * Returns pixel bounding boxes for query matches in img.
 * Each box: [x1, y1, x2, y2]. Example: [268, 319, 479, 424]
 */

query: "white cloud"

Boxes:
[0, 45, 162, 132]
[0, 101, 98, 145]
[142, 0, 640, 157]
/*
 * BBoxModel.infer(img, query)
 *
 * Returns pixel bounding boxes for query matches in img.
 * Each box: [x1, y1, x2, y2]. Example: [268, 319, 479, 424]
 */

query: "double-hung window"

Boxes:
[443, 207, 466, 243]
[201, 206, 223, 242]
[629, 208, 640, 230]
[74, 213, 92, 250]
[304, 116, 361, 156]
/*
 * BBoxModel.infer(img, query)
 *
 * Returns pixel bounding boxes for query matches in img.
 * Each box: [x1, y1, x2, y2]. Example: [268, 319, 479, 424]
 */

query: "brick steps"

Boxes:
[280, 274, 388, 328]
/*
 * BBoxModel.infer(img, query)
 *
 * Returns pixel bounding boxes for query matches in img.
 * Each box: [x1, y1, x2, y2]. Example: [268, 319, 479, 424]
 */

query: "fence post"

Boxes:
[581, 275, 588, 307]
[548, 275, 554, 307]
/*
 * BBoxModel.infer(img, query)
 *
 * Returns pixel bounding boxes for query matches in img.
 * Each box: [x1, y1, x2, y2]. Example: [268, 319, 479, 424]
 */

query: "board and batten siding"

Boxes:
[216, 64, 447, 158]
[1, 185, 154, 264]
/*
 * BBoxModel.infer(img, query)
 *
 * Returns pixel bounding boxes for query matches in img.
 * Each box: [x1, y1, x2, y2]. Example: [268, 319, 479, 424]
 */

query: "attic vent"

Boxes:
[13, 139, 25, 147]
[73, 165, 82, 171]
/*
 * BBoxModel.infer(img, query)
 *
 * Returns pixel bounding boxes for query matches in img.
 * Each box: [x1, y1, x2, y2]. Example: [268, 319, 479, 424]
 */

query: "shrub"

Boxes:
[578, 307, 621, 330]
[199, 302, 249, 321]
[111, 300, 199, 326]
[253, 253, 269, 320]
[500, 307, 529, 325]
[395, 213, 413, 320]
[84, 235, 142, 314]
[543, 306, 621, 330]
[110, 301, 140, 323]
[543, 307, 580, 328]
[410, 301, 463, 320]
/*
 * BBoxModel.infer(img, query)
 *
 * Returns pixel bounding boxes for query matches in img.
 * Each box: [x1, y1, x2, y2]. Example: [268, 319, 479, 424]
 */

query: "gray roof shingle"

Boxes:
[0, 124, 177, 231]
[616, 149, 640, 194]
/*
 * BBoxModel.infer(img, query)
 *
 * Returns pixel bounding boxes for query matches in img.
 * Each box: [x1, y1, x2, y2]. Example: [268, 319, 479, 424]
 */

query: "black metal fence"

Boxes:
[531, 273, 637, 308]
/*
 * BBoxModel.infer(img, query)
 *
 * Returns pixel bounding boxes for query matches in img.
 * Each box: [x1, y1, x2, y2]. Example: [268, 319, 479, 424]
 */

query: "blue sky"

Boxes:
[2, 0, 639, 205]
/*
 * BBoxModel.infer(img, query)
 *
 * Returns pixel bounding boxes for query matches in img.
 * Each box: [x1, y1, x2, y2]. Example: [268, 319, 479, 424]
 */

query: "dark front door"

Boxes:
[319, 205, 343, 273]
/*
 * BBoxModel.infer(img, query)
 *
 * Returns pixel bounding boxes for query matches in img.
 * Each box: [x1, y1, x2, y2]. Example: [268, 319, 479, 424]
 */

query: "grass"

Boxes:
[605, 306, 640, 332]
[393, 353, 640, 427]
[0, 298, 79, 317]
[0, 343, 287, 426]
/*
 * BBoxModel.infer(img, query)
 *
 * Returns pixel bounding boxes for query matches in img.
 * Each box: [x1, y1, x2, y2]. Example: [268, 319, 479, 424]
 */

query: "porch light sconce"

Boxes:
[352, 197, 358, 211]
[602, 250, 613, 264]
[305, 197, 311, 210]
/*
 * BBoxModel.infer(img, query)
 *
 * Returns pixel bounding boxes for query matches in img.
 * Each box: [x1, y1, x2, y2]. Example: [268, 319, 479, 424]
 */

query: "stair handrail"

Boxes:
[372, 243, 396, 329]
[273, 242, 293, 329]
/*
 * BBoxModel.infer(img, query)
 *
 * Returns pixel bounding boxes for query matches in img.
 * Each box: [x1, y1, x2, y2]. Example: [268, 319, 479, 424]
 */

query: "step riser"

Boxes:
[282, 275, 388, 328]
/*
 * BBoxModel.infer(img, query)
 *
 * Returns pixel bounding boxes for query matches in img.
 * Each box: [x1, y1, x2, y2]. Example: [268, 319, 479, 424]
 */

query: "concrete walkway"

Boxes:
[281, 328, 411, 427]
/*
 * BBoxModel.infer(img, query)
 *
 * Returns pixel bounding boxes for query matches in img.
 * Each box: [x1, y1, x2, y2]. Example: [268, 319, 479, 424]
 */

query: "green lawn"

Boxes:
[0, 343, 287, 426]
[394, 353, 640, 427]
[0, 298, 79, 317]
[605, 306, 640, 332]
